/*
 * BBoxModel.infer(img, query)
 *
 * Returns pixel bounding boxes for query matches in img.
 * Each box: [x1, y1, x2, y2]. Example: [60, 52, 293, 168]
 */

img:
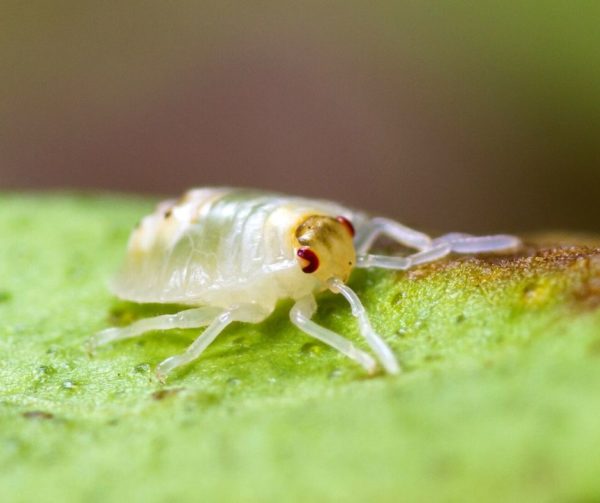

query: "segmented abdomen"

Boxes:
[112, 188, 357, 306]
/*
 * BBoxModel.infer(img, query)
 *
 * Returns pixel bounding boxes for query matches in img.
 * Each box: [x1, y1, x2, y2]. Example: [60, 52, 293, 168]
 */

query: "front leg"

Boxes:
[355, 217, 433, 255]
[354, 217, 521, 271]
[290, 295, 377, 374]
[356, 243, 453, 271]
[432, 233, 522, 253]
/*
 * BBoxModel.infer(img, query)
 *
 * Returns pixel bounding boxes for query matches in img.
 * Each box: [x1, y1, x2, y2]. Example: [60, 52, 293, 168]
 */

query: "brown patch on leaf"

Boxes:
[22, 410, 54, 420]
[572, 254, 600, 310]
[576, 277, 600, 309]
[387, 236, 600, 312]
[404, 244, 600, 281]
[151, 387, 185, 401]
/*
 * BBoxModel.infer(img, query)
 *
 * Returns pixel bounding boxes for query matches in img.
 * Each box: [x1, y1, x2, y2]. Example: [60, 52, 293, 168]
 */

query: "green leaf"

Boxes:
[1, 193, 600, 502]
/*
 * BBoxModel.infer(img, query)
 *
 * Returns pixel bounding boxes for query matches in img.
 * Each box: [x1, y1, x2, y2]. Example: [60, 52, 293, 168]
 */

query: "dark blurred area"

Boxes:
[2, 2, 599, 232]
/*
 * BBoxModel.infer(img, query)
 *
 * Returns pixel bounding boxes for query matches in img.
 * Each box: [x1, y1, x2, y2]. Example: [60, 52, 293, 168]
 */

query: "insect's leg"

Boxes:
[355, 233, 521, 271]
[328, 278, 400, 374]
[355, 217, 432, 255]
[432, 233, 522, 254]
[356, 243, 453, 271]
[290, 295, 378, 374]
[88, 306, 224, 351]
[155, 304, 268, 381]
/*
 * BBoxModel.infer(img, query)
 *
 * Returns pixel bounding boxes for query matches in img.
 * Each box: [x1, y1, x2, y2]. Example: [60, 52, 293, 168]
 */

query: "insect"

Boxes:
[89, 187, 521, 380]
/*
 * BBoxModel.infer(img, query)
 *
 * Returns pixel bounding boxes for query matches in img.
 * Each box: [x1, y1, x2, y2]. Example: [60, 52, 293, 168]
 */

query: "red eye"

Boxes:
[297, 247, 320, 273]
[336, 216, 355, 237]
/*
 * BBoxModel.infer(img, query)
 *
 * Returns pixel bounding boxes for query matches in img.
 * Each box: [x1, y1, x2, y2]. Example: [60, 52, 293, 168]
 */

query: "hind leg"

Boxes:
[87, 306, 224, 351]
[155, 304, 269, 381]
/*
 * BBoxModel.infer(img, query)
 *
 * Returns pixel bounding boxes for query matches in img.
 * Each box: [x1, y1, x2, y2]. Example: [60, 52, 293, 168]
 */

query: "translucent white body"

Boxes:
[91, 187, 521, 380]
[114, 188, 367, 313]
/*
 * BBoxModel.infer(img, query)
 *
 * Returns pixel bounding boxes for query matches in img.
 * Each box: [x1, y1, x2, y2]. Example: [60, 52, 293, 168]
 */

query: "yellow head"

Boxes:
[294, 214, 356, 284]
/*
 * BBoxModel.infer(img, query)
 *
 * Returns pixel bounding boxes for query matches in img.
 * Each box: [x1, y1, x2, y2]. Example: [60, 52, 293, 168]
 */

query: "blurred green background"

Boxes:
[1, 1, 599, 232]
